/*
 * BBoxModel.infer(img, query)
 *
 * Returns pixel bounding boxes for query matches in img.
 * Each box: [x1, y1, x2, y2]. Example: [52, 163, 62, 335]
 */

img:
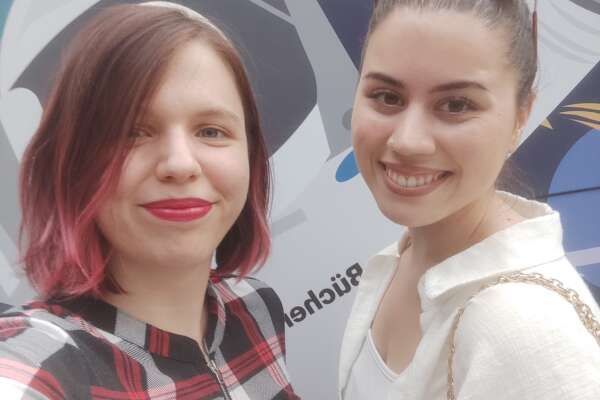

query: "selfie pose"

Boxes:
[0, 3, 297, 399]
[339, 1, 600, 399]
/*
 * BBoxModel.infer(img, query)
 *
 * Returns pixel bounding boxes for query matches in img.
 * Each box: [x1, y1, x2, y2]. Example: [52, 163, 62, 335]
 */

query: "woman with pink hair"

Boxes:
[0, 3, 297, 399]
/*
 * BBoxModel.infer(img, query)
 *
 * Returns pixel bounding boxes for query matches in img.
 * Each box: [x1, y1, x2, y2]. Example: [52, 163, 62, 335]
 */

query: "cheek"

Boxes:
[94, 151, 153, 241]
[112, 149, 152, 199]
[440, 119, 513, 181]
[351, 103, 389, 162]
[95, 196, 125, 249]
[207, 147, 250, 201]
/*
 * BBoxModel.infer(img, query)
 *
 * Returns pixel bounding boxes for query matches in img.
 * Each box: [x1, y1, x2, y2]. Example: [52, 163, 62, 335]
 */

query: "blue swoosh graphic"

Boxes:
[336, 151, 359, 182]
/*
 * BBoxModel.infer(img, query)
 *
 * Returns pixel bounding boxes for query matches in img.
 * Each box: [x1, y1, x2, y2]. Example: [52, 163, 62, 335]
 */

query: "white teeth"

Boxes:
[385, 168, 446, 189]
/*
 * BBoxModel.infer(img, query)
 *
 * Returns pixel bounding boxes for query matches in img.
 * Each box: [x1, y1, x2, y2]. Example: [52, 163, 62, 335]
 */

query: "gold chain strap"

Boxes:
[447, 272, 600, 400]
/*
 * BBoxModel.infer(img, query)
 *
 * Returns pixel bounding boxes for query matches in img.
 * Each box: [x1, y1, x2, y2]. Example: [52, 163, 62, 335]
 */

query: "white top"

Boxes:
[345, 329, 398, 400]
[338, 192, 600, 400]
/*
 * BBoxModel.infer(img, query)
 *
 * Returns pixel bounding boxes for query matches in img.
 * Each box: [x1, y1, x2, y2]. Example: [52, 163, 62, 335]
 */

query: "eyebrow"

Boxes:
[364, 71, 488, 93]
[194, 108, 243, 124]
[364, 72, 404, 88]
[138, 107, 243, 125]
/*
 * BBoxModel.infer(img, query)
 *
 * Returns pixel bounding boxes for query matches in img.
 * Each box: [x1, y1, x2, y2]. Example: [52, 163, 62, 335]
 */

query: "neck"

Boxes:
[405, 190, 523, 271]
[103, 258, 212, 344]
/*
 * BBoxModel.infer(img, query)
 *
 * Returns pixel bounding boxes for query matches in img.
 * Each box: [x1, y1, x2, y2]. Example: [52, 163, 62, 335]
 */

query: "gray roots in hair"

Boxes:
[366, 0, 537, 106]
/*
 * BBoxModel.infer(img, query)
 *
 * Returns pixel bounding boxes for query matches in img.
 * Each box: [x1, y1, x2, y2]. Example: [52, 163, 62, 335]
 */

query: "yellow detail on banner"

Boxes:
[560, 110, 600, 122]
[565, 103, 600, 111]
[541, 118, 553, 129]
[567, 119, 600, 131]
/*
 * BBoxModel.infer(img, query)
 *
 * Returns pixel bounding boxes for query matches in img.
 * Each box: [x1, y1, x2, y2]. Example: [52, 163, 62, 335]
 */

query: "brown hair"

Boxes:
[366, 0, 537, 106]
[20, 4, 271, 298]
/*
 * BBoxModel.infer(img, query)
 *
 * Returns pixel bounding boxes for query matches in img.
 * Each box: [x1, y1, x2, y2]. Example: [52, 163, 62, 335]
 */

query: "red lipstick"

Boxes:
[141, 198, 213, 222]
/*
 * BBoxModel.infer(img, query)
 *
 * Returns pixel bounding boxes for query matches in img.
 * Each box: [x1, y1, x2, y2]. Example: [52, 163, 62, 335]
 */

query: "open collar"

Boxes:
[417, 192, 565, 309]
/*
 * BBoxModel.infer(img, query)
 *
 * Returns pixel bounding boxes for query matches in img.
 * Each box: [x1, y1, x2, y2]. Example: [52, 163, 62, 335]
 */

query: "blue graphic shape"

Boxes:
[579, 264, 600, 304]
[548, 129, 600, 252]
[336, 151, 359, 182]
[548, 128, 600, 195]
[0, 0, 12, 40]
[547, 129, 600, 302]
[317, 0, 371, 68]
[581, 264, 600, 288]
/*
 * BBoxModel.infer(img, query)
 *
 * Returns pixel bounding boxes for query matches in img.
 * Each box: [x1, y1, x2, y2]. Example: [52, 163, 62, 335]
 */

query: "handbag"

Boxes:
[446, 272, 600, 400]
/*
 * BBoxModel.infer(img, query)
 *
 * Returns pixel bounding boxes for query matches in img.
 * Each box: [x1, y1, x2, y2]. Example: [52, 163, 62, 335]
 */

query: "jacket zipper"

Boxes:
[202, 342, 232, 400]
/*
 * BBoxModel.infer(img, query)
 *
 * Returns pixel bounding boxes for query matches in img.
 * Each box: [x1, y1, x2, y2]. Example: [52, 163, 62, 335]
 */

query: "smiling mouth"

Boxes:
[385, 168, 449, 188]
[382, 164, 452, 196]
[141, 198, 213, 222]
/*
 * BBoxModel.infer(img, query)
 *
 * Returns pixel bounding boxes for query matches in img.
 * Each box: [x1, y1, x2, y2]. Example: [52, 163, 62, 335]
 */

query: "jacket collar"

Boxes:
[42, 277, 227, 363]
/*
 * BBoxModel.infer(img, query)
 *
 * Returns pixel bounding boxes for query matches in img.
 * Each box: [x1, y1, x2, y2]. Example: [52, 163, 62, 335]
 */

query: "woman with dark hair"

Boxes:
[0, 2, 297, 399]
[339, 1, 600, 399]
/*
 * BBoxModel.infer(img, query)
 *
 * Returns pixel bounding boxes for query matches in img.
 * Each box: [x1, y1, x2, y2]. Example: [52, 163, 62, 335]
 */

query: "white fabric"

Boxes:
[345, 329, 398, 400]
[339, 192, 600, 400]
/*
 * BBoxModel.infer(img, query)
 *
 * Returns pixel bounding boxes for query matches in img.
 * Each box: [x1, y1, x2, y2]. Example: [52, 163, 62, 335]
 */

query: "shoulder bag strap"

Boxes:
[446, 272, 600, 400]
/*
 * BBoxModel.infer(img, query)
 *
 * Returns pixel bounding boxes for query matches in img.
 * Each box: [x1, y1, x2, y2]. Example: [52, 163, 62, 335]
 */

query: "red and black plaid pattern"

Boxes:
[0, 276, 299, 399]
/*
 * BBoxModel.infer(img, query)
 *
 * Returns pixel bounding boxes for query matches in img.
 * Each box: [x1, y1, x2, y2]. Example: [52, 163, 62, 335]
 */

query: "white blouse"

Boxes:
[338, 192, 600, 400]
[344, 329, 399, 400]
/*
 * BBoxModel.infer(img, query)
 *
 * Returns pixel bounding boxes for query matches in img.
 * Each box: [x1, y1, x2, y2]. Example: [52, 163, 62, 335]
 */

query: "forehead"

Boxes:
[363, 8, 514, 88]
[147, 39, 244, 120]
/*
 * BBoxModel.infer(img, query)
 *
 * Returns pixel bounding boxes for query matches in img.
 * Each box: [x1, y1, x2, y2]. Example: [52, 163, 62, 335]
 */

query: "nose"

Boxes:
[155, 131, 202, 183]
[387, 106, 436, 156]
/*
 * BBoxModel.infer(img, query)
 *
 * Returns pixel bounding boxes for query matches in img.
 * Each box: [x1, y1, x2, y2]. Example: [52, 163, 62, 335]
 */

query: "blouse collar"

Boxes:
[416, 192, 565, 309]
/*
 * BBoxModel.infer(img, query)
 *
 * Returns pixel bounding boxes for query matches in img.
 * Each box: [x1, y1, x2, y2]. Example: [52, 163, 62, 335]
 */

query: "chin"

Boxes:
[378, 204, 443, 229]
[148, 246, 213, 268]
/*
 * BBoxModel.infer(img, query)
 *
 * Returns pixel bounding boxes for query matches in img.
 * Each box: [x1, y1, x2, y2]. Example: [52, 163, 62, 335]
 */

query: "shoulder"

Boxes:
[457, 277, 597, 348]
[0, 303, 92, 399]
[452, 278, 600, 397]
[0, 302, 77, 343]
[0, 301, 87, 357]
[212, 275, 284, 323]
[458, 256, 599, 339]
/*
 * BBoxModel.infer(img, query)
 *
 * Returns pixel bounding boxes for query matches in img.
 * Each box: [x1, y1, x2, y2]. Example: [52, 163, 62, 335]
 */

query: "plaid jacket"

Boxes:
[0, 275, 299, 399]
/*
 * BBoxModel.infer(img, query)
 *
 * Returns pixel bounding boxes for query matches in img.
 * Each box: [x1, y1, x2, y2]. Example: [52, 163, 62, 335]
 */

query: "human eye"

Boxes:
[196, 126, 227, 139]
[130, 126, 153, 141]
[436, 97, 477, 114]
[368, 90, 404, 108]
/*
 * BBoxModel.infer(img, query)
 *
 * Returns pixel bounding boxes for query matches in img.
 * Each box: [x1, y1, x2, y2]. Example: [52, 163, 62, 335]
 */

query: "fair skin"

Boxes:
[352, 8, 532, 374]
[96, 39, 249, 345]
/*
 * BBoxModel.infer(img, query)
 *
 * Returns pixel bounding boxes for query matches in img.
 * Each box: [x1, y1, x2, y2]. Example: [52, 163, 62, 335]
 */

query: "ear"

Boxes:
[511, 91, 536, 152]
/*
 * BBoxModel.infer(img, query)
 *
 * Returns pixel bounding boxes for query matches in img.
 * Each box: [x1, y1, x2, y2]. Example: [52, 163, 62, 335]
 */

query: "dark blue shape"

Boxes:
[261, 0, 289, 15]
[336, 151, 359, 182]
[548, 130, 600, 251]
[578, 264, 600, 306]
[568, 0, 600, 15]
[317, 0, 372, 68]
[550, 188, 600, 251]
[547, 129, 600, 305]
[511, 61, 600, 199]
[549, 129, 600, 194]
[579, 264, 600, 289]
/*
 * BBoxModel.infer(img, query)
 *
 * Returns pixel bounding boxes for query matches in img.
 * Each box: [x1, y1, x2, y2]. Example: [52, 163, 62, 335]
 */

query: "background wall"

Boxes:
[0, 1, 599, 399]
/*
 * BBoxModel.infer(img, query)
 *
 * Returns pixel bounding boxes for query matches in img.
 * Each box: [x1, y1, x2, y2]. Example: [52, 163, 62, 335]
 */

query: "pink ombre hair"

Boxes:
[19, 4, 271, 299]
